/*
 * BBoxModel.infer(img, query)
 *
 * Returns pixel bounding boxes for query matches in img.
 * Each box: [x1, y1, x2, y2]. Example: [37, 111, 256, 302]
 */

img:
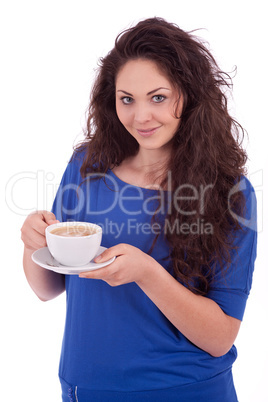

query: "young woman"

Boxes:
[21, 17, 257, 401]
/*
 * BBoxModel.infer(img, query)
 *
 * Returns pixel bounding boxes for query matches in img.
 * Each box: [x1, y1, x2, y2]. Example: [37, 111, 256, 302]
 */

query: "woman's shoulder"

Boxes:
[231, 175, 257, 232]
[69, 144, 87, 165]
[229, 175, 255, 199]
[233, 175, 256, 207]
[238, 175, 254, 190]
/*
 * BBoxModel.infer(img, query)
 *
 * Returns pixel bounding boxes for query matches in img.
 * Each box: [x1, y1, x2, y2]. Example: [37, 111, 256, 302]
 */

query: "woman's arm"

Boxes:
[21, 211, 65, 301]
[136, 260, 241, 357]
[79, 243, 241, 357]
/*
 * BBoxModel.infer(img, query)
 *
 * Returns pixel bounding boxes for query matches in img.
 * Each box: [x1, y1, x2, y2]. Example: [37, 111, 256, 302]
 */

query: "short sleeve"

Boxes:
[206, 177, 257, 321]
[51, 152, 84, 222]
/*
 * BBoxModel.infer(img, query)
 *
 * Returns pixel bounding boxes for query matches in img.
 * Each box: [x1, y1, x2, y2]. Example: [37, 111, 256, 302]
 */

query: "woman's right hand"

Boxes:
[21, 211, 65, 301]
[21, 210, 59, 251]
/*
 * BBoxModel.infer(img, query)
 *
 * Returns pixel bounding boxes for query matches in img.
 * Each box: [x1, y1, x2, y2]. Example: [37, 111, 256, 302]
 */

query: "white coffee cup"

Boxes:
[45, 221, 102, 266]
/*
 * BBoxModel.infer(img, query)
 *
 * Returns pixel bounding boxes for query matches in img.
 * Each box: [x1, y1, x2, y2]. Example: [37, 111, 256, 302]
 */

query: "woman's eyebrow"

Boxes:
[147, 87, 171, 95]
[117, 90, 133, 96]
[117, 87, 171, 97]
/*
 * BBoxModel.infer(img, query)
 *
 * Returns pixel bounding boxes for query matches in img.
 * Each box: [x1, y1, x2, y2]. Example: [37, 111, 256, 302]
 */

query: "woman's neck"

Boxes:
[133, 146, 171, 174]
[112, 146, 171, 189]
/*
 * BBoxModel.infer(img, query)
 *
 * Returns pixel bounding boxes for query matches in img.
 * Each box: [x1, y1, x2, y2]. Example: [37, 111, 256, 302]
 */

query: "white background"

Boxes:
[1, 0, 267, 401]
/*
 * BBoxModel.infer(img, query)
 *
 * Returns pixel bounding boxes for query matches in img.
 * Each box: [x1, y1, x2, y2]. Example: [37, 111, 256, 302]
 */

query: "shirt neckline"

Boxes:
[108, 169, 161, 193]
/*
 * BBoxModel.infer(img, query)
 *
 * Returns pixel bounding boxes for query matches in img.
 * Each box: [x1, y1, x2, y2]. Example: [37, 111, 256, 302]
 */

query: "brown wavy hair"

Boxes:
[75, 17, 247, 295]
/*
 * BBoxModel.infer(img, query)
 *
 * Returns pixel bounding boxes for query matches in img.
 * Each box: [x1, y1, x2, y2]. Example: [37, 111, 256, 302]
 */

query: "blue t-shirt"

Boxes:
[52, 152, 257, 402]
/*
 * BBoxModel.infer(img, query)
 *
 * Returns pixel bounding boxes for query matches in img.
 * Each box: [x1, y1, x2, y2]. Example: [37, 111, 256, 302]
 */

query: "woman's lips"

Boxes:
[136, 126, 161, 137]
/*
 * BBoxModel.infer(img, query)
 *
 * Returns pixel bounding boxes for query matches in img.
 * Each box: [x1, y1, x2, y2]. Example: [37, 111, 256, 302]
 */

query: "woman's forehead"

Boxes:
[115, 59, 174, 92]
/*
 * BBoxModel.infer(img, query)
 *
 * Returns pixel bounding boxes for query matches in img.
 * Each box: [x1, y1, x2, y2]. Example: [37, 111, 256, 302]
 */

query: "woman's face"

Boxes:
[115, 59, 183, 153]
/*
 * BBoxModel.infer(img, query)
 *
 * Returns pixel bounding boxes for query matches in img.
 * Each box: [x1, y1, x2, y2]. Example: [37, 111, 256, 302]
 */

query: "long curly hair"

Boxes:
[75, 17, 247, 295]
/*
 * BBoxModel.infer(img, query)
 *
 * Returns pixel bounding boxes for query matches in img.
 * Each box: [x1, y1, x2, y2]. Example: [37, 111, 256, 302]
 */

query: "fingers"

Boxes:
[79, 243, 143, 286]
[81, 244, 129, 284]
[21, 210, 59, 251]
[94, 243, 128, 263]
[42, 211, 59, 225]
[34, 211, 59, 234]
[22, 229, 46, 250]
[79, 264, 114, 280]
[80, 244, 124, 280]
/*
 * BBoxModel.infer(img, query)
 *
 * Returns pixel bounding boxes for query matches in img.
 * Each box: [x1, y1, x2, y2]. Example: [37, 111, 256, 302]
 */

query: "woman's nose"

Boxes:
[134, 104, 152, 124]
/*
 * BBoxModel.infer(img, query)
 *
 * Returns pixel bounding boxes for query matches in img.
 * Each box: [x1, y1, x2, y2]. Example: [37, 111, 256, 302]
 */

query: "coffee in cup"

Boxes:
[50, 225, 97, 237]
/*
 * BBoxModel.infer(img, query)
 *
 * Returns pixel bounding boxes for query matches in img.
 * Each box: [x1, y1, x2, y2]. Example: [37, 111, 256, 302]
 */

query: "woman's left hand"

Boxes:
[79, 243, 156, 286]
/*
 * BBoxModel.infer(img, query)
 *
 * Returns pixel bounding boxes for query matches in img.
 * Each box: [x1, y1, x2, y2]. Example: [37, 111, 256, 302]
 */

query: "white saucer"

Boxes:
[32, 246, 115, 275]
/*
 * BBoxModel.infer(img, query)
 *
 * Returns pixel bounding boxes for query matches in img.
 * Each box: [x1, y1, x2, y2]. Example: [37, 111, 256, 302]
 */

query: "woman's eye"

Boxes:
[121, 97, 133, 105]
[152, 95, 166, 103]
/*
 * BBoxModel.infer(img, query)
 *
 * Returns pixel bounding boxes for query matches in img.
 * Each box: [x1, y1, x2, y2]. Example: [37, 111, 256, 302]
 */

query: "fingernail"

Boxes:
[94, 255, 102, 263]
